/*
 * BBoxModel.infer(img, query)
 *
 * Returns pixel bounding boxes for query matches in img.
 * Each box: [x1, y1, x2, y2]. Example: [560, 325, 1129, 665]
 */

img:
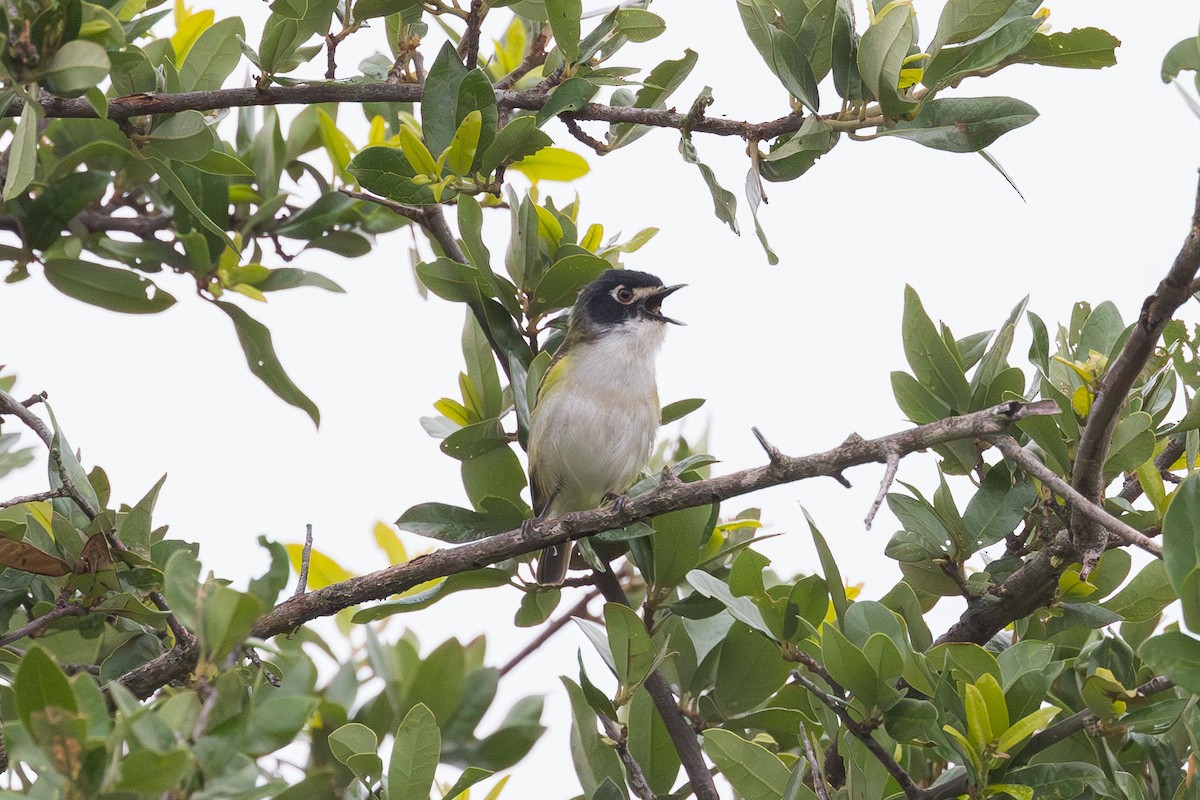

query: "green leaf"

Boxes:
[387, 704, 440, 800]
[661, 398, 705, 425]
[680, 131, 737, 234]
[3, 103, 38, 201]
[42, 40, 110, 96]
[479, 115, 552, 174]
[441, 768, 494, 800]
[257, 267, 346, 293]
[422, 42, 470, 156]
[144, 110, 216, 162]
[1104, 412, 1155, 475]
[515, 586, 560, 627]
[1163, 474, 1200, 631]
[534, 76, 599, 125]
[877, 97, 1038, 153]
[821, 623, 880, 709]
[902, 285, 972, 411]
[805, 508, 846, 624]
[200, 584, 262, 660]
[509, 147, 590, 183]
[544, 0, 582, 61]
[686, 569, 774, 637]
[23, 170, 110, 249]
[562, 677, 625, 797]
[1101, 560, 1178, 623]
[857, 2, 917, 119]
[529, 252, 610, 316]
[149, 156, 237, 251]
[930, 0, 1015, 51]
[399, 124, 439, 176]
[963, 467, 1035, 550]
[738, 0, 819, 112]
[1015, 27, 1119, 69]
[1163, 36, 1200, 82]
[44, 259, 176, 314]
[114, 748, 194, 793]
[353, 569, 511, 621]
[715, 621, 791, 715]
[179, 16, 245, 91]
[354, 0, 420, 21]
[445, 110, 483, 175]
[995, 705, 1061, 754]
[652, 502, 719, 588]
[1140, 632, 1200, 693]
[701, 729, 791, 800]
[923, 2, 1040, 89]
[214, 301, 320, 426]
[329, 722, 379, 764]
[614, 9, 665, 43]
[14, 645, 76, 733]
[604, 602, 658, 692]
[350, 146, 437, 205]
[626, 686, 679, 794]
[396, 500, 519, 543]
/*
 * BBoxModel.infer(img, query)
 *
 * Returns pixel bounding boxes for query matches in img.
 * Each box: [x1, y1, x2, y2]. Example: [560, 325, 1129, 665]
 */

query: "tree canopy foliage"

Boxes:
[0, 1, 1199, 799]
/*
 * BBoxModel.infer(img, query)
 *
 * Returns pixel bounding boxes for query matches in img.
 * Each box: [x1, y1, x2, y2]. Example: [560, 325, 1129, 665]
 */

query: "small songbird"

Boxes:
[528, 269, 684, 585]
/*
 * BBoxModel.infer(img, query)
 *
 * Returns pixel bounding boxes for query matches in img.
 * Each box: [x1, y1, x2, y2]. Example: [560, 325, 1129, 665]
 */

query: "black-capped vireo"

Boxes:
[528, 269, 684, 585]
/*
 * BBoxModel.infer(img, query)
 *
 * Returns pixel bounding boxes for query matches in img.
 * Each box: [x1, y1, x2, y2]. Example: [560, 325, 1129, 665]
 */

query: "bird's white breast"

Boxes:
[529, 318, 666, 514]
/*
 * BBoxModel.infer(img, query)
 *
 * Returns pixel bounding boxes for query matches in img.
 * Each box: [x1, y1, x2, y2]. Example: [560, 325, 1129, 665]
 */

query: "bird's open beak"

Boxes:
[643, 284, 686, 325]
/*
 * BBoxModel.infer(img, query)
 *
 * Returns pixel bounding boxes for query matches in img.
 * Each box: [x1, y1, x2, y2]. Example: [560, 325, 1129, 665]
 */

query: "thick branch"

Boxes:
[248, 402, 1051, 641]
[1070, 173, 1200, 572]
[0, 209, 173, 236]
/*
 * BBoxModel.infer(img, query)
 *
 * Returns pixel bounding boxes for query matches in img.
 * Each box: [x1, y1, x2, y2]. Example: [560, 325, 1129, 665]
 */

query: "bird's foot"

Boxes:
[520, 517, 538, 538]
[605, 492, 633, 514]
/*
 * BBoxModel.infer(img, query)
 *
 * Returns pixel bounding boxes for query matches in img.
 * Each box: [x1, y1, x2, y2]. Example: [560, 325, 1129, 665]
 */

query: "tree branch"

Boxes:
[599, 715, 657, 800]
[593, 567, 716, 800]
[0, 594, 87, 648]
[493, 25, 550, 90]
[497, 589, 600, 678]
[790, 671, 926, 800]
[9, 83, 819, 141]
[1070, 172, 1200, 575]
[988, 434, 1161, 557]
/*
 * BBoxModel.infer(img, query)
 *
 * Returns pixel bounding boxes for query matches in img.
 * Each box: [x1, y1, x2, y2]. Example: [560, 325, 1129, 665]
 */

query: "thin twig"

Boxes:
[497, 589, 600, 678]
[0, 489, 68, 509]
[593, 568, 718, 800]
[791, 671, 926, 800]
[561, 113, 611, 155]
[494, 25, 550, 90]
[863, 449, 900, 530]
[989, 435, 1161, 558]
[338, 188, 426, 223]
[0, 596, 86, 647]
[295, 524, 314, 598]
[599, 716, 657, 800]
[799, 720, 831, 800]
[20, 392, 47, 407]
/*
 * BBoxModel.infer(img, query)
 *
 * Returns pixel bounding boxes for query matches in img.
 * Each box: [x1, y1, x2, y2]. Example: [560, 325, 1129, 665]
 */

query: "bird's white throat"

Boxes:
[572, 317, 666, 393]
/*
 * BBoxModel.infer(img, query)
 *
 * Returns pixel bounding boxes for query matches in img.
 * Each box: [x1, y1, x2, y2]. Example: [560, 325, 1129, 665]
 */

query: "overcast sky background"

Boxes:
[1, 1, 1198, 796]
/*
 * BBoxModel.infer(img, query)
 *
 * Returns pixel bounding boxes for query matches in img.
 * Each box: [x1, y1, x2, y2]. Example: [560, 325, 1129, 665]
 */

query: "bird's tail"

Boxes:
[536, 543, 573, 585]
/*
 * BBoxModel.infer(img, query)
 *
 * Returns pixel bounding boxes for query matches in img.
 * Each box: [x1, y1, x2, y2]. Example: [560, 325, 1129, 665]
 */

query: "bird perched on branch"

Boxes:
[528, 269, 684, 585]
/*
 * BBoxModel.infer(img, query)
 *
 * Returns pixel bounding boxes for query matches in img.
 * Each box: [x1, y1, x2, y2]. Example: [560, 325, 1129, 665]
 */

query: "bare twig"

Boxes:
[791, 671, 926, 800]
[338, 188, 427, 223]
[863, 449, 900, 530]
[561, 113, 611, 155]
[20, 392, 47, 407]
[1, 489, 68, 509]
[294, 524, 314, 598]
[799, 720, 831, 800]
[494, 25, 550, 90]
[599, 716, 657, 800]
[593, 568, 717, 800]
[497, 589, 600, 678]
[989, 435, 1162, 558]
[1070, 173, 1200, 575]
[0, 595, 86, 648]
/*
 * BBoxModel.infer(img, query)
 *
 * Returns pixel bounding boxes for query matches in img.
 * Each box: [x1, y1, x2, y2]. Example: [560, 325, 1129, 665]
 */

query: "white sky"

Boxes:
[1, 1, 1198, 796]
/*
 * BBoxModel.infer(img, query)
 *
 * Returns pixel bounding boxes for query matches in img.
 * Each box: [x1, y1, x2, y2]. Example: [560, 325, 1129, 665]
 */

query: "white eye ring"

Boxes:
[614, 286, 636, 304]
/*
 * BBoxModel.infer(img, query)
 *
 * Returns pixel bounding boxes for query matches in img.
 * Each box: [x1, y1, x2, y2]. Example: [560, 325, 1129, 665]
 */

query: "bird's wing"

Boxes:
[528, 355, 569, 518]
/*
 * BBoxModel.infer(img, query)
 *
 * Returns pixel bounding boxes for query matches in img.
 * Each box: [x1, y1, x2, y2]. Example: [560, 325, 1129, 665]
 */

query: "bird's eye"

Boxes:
[615, 286, 635, 304]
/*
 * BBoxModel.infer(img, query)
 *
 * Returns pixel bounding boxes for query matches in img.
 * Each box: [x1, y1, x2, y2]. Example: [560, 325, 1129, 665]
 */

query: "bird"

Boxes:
[527, 269, 684, 585]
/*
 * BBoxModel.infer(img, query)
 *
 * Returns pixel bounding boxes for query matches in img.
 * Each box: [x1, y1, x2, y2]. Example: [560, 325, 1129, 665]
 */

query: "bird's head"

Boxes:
[572, 270, 685, 336]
